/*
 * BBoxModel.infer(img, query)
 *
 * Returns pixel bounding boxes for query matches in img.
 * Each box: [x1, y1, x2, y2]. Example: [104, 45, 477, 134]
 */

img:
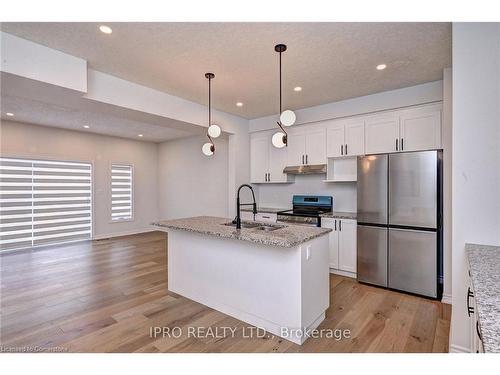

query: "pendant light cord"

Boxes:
[277, 47, 287, 142]
[207, 75, 214, 145]
[279, 50, 282, 115]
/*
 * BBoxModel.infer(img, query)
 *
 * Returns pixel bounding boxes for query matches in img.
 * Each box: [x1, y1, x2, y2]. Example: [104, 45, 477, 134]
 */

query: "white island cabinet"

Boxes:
[152, 216, 331, 345]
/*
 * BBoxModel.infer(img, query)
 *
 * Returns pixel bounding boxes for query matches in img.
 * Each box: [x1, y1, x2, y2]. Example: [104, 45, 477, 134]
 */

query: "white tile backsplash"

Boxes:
[255, 174, 357, 212]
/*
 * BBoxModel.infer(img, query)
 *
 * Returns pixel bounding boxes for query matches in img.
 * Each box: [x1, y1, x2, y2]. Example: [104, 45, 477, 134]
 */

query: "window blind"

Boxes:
[111, 164, 133, 221]
[0, 157, 92, 251]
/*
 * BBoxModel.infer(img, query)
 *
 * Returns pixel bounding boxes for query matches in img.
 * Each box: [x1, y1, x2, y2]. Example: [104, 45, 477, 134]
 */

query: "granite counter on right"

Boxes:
[466, 243, 500, 353]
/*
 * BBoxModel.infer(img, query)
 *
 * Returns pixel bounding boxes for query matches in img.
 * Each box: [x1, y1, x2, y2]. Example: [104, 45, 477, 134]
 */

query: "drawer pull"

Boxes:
[467, 287, 474, 317]
[476, 320, 482, 341]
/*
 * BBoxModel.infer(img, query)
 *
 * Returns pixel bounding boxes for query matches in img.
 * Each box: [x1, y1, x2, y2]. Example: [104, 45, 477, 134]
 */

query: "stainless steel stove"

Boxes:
[277, 195, 333, 227]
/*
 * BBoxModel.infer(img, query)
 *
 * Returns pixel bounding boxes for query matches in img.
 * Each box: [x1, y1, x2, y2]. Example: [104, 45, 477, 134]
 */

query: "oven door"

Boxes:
[277, 213, 320, 227]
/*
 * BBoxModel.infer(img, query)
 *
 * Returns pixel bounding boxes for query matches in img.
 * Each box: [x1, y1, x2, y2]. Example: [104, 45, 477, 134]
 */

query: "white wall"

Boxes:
[0, 120, 159, 239]
[450, 23, 500, 352]
[442, 67, 453, 303]
[158, 135, 230, 220]
[1, 32, 87, 93]
[258, 176, 356, 212]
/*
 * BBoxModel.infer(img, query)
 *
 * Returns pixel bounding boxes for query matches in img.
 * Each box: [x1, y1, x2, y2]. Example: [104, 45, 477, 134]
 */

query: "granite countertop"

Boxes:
[241, 207, 357, 220]
[241, 206, 288, 214]
[151, 216, 331, 248]
[320, 211, 357, 220]
[466, 243, 500, 353]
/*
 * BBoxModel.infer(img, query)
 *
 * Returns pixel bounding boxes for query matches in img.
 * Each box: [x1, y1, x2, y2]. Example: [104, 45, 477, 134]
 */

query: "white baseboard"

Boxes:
[330, 268, 357, 279]
[93, 227, 156, 240]
[441, 293, 452, 304]
[449, 344, 471, 353]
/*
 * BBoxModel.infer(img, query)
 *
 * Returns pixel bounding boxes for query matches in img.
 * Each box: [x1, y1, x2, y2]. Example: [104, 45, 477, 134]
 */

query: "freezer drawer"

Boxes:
[388, 228, 437, 298]
[357, 154, 388, 225]
[389, 151, 437, 228]
[357, 225, 387, 287]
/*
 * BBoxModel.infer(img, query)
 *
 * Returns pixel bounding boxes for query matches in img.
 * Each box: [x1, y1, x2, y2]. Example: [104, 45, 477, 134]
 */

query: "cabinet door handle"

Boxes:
[401, 138, 404, 151]
[302, 155, 304, 164]
[345, 144, 348, 155]
[339, 220, 342, 231]
[334, 220, 337, 231]
[268, 173, 270, 181]
[306, 154, 308, 164]
[341, 144, 344, 155]
[476, 320, 482, 341]
[467, 287, 474, 317]
[396, 138, 399, 151]
[262, 215, 270, 219]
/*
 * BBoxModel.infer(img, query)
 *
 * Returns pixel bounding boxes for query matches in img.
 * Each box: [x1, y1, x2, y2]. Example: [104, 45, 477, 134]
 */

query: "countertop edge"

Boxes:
[466, 243, 500, 353]
[151, 217, 332, 249]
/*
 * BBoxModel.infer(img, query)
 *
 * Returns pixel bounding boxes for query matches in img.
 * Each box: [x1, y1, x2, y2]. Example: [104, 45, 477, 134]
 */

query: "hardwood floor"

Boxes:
[0, 231, 451, 353]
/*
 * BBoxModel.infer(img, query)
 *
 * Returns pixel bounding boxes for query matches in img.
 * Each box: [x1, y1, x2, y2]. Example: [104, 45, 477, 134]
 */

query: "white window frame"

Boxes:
[110, 163, 134, 223]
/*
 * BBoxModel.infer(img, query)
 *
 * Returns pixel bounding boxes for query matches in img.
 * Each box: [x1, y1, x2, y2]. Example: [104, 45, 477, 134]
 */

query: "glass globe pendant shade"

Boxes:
[202, 142, 215, 156]
[207, 124, 221, 138]
[279, 110, 296, 127]
[271, 132, 287, 148]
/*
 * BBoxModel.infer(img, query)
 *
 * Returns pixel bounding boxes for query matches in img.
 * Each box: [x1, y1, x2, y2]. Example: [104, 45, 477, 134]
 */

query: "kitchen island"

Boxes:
[152, 216, 331, 344]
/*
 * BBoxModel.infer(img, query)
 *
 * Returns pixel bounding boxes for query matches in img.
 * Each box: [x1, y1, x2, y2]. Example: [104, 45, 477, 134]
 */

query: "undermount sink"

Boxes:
[222, 221, 262, 229]
[254, 225, 284, 232]
[222, 222, 285, 232]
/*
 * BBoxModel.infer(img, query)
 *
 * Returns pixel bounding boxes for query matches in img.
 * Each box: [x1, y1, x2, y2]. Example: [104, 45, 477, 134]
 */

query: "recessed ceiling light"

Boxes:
[294, 86, 302, 92]
[236, 102, 243, 107]
[138, 134, 143, 137]
[6, 112, 14, 117]
[376, 64, 387, 71]
[83, 125, 90, 129]
[99, 25, 112, 34]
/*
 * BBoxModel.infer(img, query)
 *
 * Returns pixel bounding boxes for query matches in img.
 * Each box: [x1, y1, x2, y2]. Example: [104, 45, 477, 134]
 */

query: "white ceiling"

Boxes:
[0, 73, 203, 143]
[0, 95, 195, 142]
[0, 22, 451, 119]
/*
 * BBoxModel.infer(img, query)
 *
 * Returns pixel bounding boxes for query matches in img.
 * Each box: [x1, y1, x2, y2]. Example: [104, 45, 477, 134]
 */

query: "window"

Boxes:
[0, 157, 92, 251]
[111, 164, 133, 221]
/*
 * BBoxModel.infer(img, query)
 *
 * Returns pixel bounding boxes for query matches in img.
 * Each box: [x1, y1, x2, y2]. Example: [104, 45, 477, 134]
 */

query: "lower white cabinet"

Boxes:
[322, 218, 357, 277]
[467, 269, 484, 353]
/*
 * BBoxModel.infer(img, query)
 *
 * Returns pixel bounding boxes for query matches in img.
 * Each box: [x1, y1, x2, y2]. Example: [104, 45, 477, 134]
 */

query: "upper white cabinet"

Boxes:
[365, 114, 400, 154]
[365, 105, 442, 155]
[326, 119, 365, 157]
[250, 136, 269, 183]
[250, 103, 443, 184]
[286, 131, 306, 166]
[287, 126, 326, 166]
[399, 107, 442, 152]
[250, 132, 289, 183]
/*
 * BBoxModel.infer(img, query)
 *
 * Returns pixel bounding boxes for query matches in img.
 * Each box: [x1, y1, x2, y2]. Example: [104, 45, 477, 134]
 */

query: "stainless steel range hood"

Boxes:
[283, 164, 327, 175]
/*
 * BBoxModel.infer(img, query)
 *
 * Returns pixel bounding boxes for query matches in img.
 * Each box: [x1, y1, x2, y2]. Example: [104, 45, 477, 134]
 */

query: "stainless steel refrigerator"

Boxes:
[357, 150, 443, 299]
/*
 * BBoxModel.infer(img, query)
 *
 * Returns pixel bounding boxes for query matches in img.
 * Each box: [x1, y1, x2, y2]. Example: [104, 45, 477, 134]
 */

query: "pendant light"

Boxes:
[272, 44, 296, 148]
[202, 72, 221, 156]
